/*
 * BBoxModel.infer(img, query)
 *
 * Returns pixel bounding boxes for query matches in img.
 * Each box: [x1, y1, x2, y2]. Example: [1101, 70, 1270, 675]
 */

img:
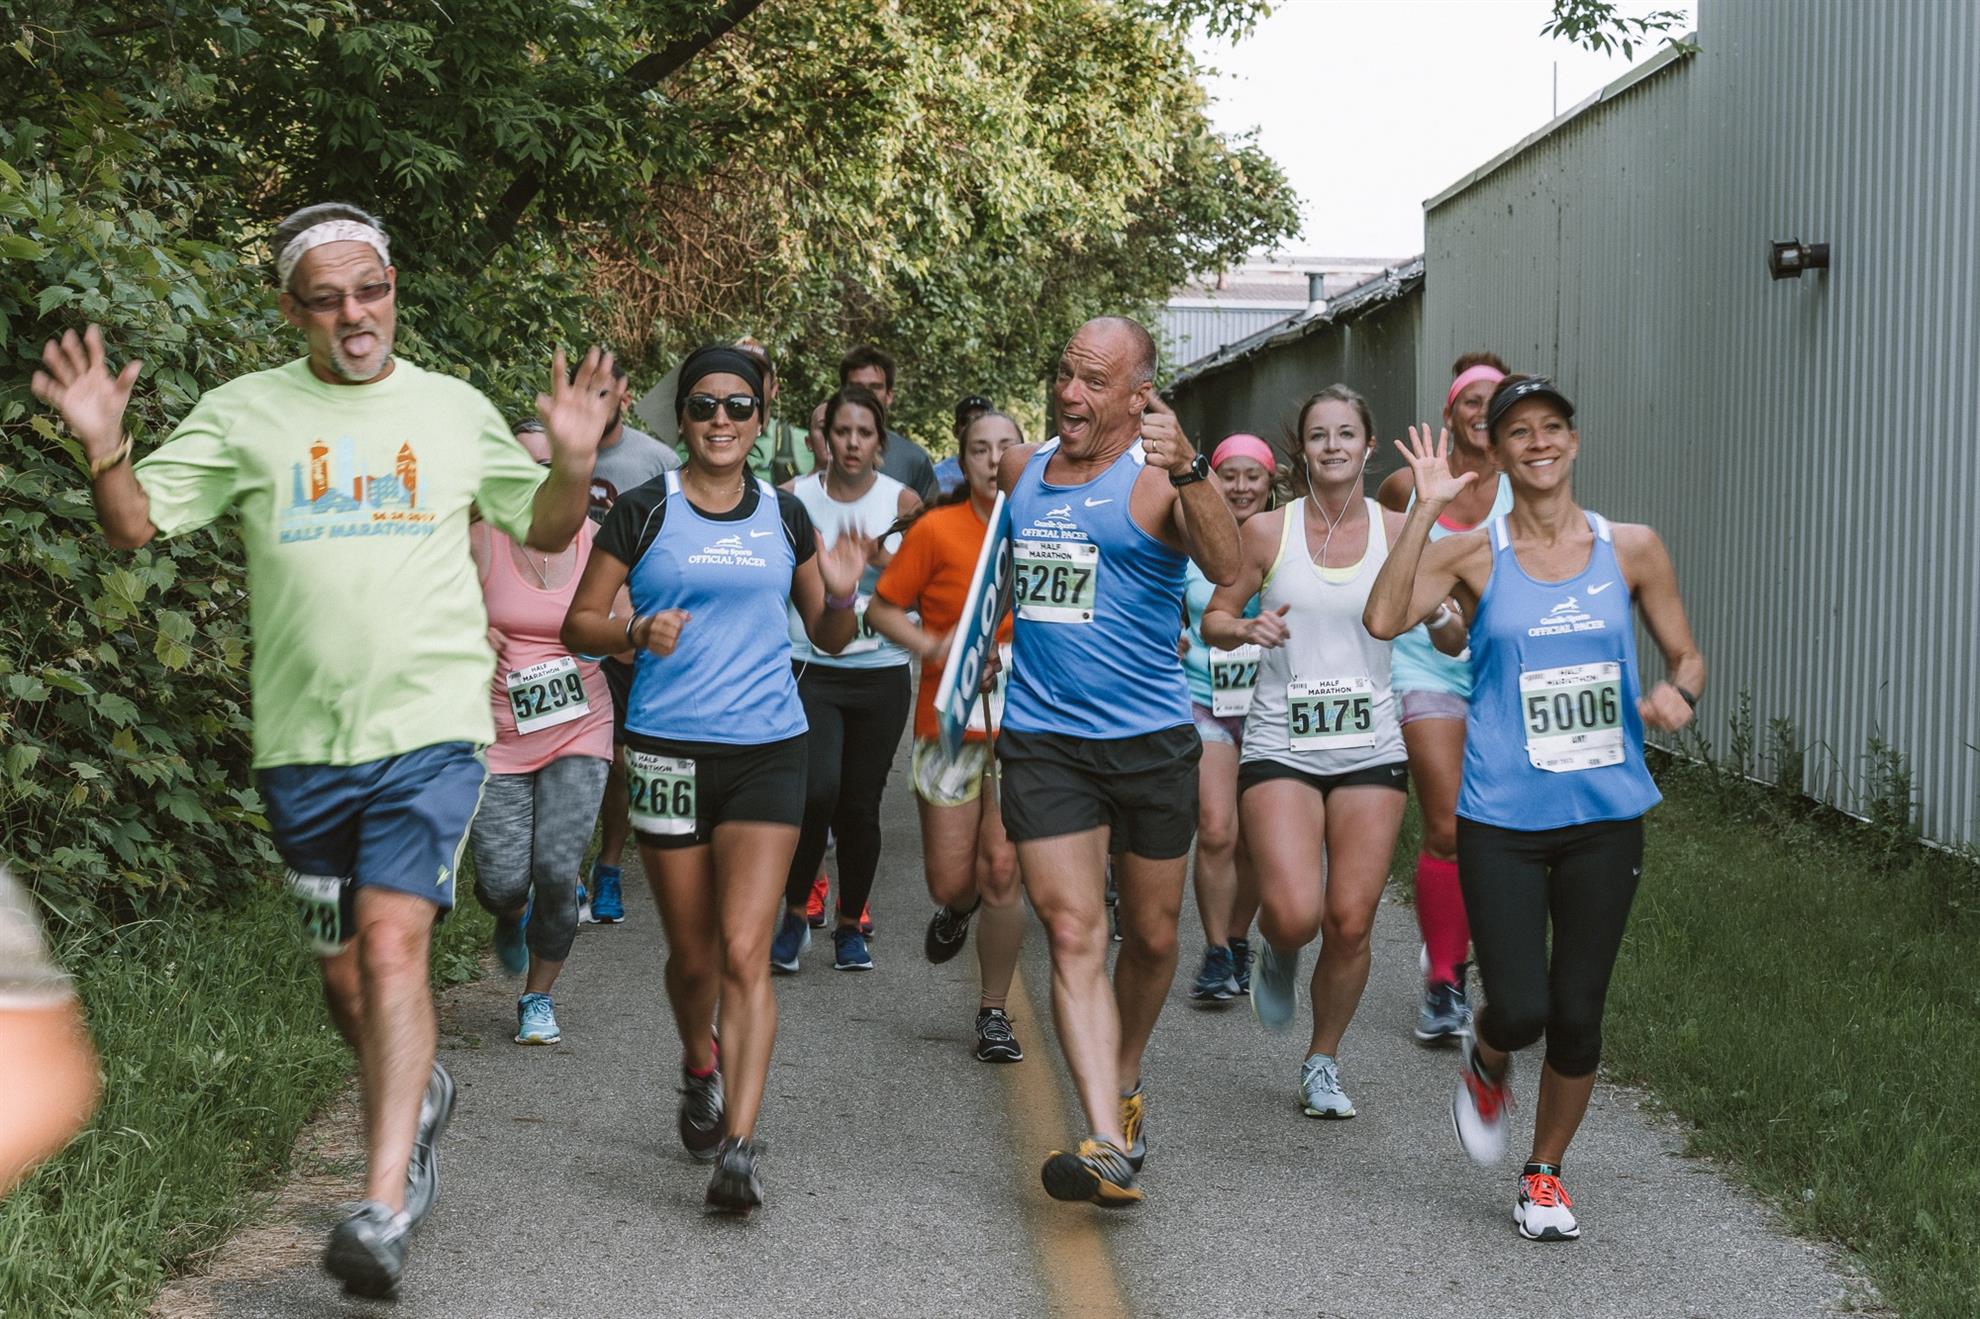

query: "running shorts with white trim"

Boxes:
[256, 741, 488, 953]
[1237, 757, 1408, 799]
[911, 738, 995, 807]
[997, 725, 1200, 860]
[1399, 689, 1468, 726]
[622, 731, 806, 849]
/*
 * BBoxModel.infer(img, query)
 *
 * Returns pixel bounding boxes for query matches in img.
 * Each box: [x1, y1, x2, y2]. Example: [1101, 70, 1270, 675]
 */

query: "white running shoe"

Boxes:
[1451, 1035, 1511, 1165]
[1298, 1053, 1355, 1119]
[1514, 1168, 1580, 1241]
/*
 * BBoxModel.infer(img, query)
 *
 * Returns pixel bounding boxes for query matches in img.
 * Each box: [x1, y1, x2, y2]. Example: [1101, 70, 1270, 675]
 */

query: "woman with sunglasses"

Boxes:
[1202, 386, 1410, 1121]
[467, 422, 618, 1047]
[866, 409, 1026, 1062]
[563, 345, 868, 1214]
[1377, 352, 1515, 1045]
[768, 385, 922, 974]
[1365, 377, 1704, 1241]
[1182, 435, 1273, 1006]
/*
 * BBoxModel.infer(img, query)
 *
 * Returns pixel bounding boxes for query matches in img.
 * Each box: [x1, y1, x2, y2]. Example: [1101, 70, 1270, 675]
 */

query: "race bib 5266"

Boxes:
[626, 751, 697, 835]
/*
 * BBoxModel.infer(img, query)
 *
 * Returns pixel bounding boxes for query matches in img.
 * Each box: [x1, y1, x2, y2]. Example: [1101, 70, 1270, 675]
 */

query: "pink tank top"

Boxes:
[477, 520, 614, 775]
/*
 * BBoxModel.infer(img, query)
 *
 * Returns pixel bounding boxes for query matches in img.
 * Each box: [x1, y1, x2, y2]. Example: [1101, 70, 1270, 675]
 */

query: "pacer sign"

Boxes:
[934, 491, 1014, 759]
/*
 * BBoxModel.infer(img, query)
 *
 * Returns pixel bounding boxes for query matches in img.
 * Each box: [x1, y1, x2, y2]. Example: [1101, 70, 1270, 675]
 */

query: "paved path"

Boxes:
[171, 748, 1859, 1318]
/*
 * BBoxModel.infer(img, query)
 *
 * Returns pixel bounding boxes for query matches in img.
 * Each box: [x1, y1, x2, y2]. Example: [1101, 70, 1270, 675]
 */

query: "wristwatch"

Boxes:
[1169, 452, 1210, 488]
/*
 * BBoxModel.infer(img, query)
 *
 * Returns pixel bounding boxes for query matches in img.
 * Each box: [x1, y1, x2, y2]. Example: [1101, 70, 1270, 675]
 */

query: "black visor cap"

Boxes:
[1486, 376, 1575, 439]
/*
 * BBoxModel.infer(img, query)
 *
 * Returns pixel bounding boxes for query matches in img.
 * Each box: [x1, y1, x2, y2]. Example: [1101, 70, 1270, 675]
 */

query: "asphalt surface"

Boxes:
[185, 744, 1859, 1319]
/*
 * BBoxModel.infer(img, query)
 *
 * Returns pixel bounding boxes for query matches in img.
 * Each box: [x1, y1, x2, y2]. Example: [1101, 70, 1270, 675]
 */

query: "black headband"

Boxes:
[675, 345, 765, 417]
[1486, 376, 1576, 437]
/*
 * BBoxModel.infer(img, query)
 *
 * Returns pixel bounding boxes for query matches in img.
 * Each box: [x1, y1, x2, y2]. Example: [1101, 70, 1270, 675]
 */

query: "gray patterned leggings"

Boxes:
[470, 755, 610, 964]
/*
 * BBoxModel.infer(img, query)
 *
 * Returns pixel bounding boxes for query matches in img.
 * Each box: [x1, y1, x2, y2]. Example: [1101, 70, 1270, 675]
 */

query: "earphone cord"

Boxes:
[1308, 446, 1374, 567]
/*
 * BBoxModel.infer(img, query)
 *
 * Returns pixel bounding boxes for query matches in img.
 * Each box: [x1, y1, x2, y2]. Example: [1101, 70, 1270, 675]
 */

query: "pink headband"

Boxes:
[1445, 364, 1506, 414]
[1211, 433, 1276, 474]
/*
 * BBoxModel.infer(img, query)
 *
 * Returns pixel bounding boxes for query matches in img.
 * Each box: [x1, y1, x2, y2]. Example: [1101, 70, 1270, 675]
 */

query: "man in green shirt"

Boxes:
[30, 202, 618, 1299]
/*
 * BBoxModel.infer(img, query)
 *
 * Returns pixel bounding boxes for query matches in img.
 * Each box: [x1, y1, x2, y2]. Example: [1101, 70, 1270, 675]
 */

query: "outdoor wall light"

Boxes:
[1768, 239, 1830, 280]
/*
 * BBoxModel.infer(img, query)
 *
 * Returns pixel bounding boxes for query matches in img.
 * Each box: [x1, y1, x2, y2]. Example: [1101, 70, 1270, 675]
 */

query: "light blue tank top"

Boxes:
[1390, 475, 1514, 698]
[1004, 440, 1191, 740]
[1456, 511, 1662, 830]
[1182, 561, 1260, 706]
[625, 473, 806, 745]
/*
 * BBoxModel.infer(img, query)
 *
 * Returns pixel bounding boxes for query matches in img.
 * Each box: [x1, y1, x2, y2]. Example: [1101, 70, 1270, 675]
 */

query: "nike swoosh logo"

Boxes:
[1083, 497, 1113, 507]
[1588, 581, 1615, 594]
[750, 529, 774, 538]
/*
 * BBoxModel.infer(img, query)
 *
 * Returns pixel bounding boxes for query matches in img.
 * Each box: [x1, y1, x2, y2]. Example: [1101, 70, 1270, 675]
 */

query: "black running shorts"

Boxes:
[997, 724, 1200, 860]
[621, 731, 807, 850]
[1236, 758, 1409, 798]
[601, 658, 635, 746]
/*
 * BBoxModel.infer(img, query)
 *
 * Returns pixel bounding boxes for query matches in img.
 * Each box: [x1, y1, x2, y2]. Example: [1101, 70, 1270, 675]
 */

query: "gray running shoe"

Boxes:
[404, 1060, 456, 1229]
[1299, 1052, 1356, 1118]
[323, 1200, 408, 1298]
[705, 1136, 763, 1214]
[678, 1062, 725, 1161]
[1414, 980, 1473, 1046]
[1250, 940, 1298, 1032]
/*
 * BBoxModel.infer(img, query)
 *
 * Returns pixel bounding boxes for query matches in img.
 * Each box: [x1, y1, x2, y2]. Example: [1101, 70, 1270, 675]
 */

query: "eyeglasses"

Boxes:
[684, 393, 759, 423]
[293, 280, 394, 316]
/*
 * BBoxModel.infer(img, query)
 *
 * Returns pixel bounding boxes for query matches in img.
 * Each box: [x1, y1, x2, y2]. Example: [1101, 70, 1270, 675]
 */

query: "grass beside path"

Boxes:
[0, 880, 491, 1318]
[1602, 757, 1977, 1319]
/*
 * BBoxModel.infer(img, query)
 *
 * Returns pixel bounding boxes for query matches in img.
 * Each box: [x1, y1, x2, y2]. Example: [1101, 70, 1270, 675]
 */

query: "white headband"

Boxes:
[277, 219, 391, 288]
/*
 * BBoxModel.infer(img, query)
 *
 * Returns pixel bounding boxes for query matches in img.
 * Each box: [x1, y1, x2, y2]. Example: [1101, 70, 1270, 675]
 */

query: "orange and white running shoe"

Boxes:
[1515, 1166, 1580, 1241]
[1452, 1035, 1511, 1164]
[805, 873, 829, 928]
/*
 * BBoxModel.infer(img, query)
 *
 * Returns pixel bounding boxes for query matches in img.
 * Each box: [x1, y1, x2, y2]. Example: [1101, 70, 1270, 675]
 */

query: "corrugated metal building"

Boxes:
[1170, 1, 1980, 848]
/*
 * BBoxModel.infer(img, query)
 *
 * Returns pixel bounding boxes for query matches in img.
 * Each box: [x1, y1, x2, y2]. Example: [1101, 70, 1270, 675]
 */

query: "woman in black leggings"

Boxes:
[1365, 376, 1705, 1242]
[768, 387, 921, 972]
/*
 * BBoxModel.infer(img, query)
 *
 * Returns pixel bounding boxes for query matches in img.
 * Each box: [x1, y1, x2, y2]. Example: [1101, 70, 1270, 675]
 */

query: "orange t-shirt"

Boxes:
[874, 500, 1014, 742]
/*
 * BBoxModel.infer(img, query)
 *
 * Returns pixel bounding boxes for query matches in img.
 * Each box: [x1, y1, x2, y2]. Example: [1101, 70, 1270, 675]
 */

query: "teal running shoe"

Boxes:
[1299, 1052, 1355, 1118]
[590, 866, 625, 923]
[493, 899, 529, 976]
[515, 992, 561, 1045]
[1251, 939, 1297, 1032]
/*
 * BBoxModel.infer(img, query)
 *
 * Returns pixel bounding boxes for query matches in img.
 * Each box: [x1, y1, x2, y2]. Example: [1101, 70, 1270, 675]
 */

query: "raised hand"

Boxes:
[1638, 681, 1694, 732]
[1245, 603, 1292, 650]
[636, 609, 691, 658]
[1394, 423, 1476, 508]
[535, 346, 619, 464]
[1140, 391, 1196, 477]
[31, 326, 142, 459]
[818, 530, 874, 601]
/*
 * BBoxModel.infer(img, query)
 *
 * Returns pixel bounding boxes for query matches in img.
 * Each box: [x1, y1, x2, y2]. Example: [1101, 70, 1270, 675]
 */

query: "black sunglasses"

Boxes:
[684, 393, 759, 423]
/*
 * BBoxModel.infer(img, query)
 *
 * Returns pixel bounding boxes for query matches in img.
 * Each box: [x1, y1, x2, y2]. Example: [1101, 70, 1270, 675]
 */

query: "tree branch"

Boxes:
[476, 0, 765, 266]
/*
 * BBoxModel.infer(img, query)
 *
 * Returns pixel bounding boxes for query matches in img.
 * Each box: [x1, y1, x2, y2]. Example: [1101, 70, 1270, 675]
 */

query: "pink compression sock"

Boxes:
[1414, 853, 1470, 986]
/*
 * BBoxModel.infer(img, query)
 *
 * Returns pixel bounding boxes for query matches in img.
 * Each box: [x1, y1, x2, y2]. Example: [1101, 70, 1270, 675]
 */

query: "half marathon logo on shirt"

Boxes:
[687, 533, 769, 568]
[281, 436, 438, 541]
[1527, 595, 1609, 638]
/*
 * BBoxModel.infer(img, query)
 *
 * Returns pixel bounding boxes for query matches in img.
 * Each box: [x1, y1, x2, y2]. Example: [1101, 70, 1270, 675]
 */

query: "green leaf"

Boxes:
[0, 234, 44, 260]
[6, 674, 49, 702]
[36, 285, 75, 314]
[40, 669, 96, 696]
[97, 694, 141, 727]
[5, 743, 43, 781]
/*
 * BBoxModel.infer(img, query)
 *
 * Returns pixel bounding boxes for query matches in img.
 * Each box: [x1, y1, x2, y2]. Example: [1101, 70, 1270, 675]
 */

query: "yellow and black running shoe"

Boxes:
[1041, 1139, 1142, 1207]
[1119, 1087, 1146, 1171]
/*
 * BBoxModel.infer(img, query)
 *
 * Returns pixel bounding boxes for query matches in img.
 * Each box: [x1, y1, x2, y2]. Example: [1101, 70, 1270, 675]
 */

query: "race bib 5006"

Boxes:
[1519, 662, 1624, 772]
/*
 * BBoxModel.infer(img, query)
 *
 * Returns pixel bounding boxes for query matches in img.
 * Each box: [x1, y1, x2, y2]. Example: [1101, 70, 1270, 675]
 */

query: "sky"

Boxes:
[1193, 0, 1698, 258]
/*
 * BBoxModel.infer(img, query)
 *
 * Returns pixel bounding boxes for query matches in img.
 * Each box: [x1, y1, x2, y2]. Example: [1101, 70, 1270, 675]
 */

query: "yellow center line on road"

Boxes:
[997, 963, 1131, 1319]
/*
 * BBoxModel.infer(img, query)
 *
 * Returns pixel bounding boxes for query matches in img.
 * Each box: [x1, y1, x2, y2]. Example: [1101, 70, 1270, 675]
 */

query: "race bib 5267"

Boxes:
[1013, 540, 1098, 624]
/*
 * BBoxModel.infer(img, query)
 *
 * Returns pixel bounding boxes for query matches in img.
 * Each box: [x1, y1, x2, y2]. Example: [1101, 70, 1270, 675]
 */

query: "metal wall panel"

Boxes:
[1171, 290, 1422, 486]
[1421, 0, 1980, 846]
[1157, 306, 1305, 372]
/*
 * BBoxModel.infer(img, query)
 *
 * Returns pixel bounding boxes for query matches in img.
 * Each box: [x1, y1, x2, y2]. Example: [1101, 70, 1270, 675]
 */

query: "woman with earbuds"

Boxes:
[1201, 385, 1411, 1122]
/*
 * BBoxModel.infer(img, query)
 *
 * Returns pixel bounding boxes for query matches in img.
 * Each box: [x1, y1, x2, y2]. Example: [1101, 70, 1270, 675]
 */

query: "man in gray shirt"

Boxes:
[588, 361, 677, 520]
[838, 344, 938, 505]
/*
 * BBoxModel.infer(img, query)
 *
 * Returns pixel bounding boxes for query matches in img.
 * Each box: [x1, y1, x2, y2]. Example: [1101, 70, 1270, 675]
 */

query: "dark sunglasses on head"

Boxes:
[684, 392, 760, 423]
[294, 279, 394, 315]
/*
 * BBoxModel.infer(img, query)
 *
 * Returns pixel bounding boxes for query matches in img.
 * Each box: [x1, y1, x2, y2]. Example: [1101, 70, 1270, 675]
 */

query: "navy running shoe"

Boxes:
[770, 910, 809, 973]
[833, 925, 874, 971]
[1187, 945, 1238, 1005]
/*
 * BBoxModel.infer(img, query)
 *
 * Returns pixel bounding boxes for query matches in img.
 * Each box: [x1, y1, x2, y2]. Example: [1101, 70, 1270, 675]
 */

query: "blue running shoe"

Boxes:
[1187, 945, 1238, 1006]
[833, 925, 874, 971]
[1251, 939, 1297, 1032]
[1299, 1052, 1355, 1118]
[515, 992, 561, 1045]
[591, 866, 625, 923]
[576, 879, 592, 926]
[493, 900, 529, 976]
[770, 910, 810, 973]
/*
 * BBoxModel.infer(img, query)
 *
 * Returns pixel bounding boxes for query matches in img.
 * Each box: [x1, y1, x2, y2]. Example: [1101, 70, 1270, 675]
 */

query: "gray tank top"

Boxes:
[1241, 497, 1406, 776]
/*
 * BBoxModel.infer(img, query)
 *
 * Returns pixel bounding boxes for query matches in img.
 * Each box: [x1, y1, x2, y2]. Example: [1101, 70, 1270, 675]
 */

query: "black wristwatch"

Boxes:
[1169, 452, 1210, 488]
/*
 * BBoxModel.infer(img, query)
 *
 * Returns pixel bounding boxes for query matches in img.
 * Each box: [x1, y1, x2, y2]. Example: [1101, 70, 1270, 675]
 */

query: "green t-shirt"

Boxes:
[134, 357, 546, 769]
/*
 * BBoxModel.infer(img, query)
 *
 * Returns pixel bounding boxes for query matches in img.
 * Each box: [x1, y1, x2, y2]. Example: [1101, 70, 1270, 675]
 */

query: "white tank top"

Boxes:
[787, 470, 912, 669]
[1240, 498, 1406, 775]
